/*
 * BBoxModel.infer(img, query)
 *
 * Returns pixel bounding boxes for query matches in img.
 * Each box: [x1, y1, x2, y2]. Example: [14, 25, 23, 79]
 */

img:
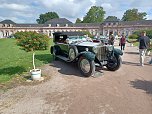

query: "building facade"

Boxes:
[100, 20, 152, 37]
[0, 18, 152, 38]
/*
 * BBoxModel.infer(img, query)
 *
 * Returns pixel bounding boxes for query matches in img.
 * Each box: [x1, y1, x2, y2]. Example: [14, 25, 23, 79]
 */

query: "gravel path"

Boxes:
[0, 42, 152, 114]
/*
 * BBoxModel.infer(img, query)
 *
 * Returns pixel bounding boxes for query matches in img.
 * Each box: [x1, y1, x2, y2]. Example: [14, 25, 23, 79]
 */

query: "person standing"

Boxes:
[108, 34, 115, 45]
[120, 34, 126, 50]
[128, 31, 150, 66]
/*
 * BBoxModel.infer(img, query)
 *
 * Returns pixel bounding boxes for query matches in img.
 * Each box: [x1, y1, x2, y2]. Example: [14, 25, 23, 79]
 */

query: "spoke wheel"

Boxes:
[69, 48, 76, 61]
[106, 54, 122, 71]
[78, 56, 95, 77]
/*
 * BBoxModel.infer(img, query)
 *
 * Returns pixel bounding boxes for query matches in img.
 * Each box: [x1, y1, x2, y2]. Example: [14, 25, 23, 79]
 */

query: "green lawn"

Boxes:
[0, 38, 53, 83]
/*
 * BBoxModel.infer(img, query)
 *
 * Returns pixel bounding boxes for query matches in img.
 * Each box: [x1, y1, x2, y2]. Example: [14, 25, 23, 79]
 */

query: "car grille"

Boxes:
[96, 46, 108, 61]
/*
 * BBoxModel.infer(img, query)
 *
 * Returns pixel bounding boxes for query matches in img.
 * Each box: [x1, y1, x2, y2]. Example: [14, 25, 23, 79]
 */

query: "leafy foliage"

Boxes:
[105, 16, 120, 21]
[133, 30, 152, 39]
[14, 31, 50, 52]
[128, 34, 139, 39]
[82, 30, 94, 38]
[122, 8, 147, 21]
[75, 18, 82, 23]
[82, 6, 105, 23]
[36, 12, 59, 24]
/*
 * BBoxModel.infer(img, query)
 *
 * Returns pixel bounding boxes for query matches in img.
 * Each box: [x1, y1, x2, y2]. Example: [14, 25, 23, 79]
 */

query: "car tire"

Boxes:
[69, 46, 78, 61]
[106, 54, 122, 71]
[78, 56, 95, 77]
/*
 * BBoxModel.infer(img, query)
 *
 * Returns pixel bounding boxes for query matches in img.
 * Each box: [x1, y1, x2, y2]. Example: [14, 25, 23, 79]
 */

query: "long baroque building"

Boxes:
[0, 18, 152, 38]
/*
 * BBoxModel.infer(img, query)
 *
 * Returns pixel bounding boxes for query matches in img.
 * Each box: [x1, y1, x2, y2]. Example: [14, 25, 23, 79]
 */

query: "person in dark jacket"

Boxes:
[120, 34, 126, 50]
[108, 34, 115, 45]
[128, 31, 150, 66]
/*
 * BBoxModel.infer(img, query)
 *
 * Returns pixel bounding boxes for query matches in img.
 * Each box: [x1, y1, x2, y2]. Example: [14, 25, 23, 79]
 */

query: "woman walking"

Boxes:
[120, 34, 126, 50]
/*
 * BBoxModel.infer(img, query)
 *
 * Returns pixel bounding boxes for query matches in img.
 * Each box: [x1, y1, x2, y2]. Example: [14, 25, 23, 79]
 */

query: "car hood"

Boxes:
[75, 41, 100, 47]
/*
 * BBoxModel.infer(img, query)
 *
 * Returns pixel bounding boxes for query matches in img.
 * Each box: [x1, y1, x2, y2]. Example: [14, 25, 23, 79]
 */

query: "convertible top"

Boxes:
[53, 31, 85, 36]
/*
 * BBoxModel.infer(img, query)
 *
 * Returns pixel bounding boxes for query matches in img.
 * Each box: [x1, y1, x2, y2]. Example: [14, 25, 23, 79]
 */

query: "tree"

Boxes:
[122, 8, 147, 21]
[105, 16, 120, 21]
[36, 12, 59, 24]
[14, 31, 50, 70]
[75, 18, 82, 23]
[133, 30, 152, 39]
[82, 6, 105, 23]
[82, 30, 94, 38]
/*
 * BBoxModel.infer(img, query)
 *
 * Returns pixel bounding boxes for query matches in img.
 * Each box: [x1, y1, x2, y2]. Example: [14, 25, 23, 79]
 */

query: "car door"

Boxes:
[56, 35, 69, 56]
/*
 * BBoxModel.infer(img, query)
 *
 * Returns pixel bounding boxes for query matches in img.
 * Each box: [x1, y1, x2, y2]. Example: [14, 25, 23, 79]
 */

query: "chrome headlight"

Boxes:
[108, 46, 113, 51]
[85, 48, 89, 51]
[92, 46, 98, 53]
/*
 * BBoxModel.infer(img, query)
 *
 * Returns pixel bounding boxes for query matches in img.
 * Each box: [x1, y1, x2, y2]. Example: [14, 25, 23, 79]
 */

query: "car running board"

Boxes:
[56, 55, 71, 62]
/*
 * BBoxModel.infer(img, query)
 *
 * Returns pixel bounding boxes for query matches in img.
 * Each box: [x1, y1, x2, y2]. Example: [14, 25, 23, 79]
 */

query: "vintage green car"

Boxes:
[50, 32, 123, 77]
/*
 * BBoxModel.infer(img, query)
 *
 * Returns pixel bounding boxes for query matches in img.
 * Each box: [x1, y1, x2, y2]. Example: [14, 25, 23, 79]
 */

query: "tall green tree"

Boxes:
[105, 16, 120, 21]
[82, 6, 105, 23]
[36, 12, 59, 24]
[75, 18, 82, 23]
[122, 8, 147, 21]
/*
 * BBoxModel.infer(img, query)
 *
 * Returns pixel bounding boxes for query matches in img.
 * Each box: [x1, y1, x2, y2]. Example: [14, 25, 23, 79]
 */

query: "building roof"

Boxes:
[15, 24, 45, 27]
[103, 20, 152, 25]
[74, 23, 100, 27]
[119, 20, 152, 25]
[0, 19, 16, 24]
[53, 31, 85, 36]
[45, 18, 73, 27]
[1, 18, 152, 28]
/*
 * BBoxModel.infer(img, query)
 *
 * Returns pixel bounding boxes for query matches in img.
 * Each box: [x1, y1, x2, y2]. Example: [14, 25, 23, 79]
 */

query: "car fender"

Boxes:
[113, 48, 123, 56]
[78, 51, 96, 61]
[50, 45, 61, 55]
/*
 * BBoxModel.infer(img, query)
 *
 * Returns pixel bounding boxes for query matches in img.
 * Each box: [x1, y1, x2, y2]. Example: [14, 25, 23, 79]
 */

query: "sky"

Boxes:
[0, 0, 152, 23]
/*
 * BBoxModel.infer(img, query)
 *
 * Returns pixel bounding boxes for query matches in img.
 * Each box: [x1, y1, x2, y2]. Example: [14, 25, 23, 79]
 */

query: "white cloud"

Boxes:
[0, 16, 25, 23]
[0, 3, 30, 11]
[90, 0, 96, 5]
[38, 0, 93, 20]
[0, 0, 152, 23]
[101, 3, 112, 10]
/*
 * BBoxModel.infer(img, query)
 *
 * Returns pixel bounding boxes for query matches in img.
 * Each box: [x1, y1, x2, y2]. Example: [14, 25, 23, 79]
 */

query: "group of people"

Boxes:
[108, 31, 151, 66]
[108, 33, 126, 51]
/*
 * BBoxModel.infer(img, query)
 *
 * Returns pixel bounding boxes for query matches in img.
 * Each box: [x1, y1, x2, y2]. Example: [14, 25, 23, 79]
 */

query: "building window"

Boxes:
[65, 24, 68, 27]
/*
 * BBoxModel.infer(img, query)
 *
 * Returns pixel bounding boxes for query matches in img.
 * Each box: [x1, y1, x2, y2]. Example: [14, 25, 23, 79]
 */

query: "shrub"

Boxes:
[133, 30, 152, 39]
[128, 34, 139, 40]
[14, 31, 50, 52]
[82, 30, 94, 38]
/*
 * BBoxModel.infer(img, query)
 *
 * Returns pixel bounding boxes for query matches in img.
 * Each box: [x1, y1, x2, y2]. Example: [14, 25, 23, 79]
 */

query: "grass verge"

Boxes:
[0, 38, 53, 85]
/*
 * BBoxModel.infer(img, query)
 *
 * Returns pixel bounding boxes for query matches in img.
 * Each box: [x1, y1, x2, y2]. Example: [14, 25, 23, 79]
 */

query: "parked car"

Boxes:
[7, 35, 15, 38]
[93, 35, 109, 44]
[50, 32, 123, 77]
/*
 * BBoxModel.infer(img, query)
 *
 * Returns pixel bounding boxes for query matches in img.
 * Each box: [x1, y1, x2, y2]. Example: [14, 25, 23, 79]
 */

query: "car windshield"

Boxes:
[68, 36, 86, 40]
[67, 36, 88, 44]
[100, 36, 107, 39]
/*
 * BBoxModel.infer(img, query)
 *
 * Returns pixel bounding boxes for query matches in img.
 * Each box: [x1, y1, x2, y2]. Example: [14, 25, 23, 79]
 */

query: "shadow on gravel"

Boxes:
[50, 60, 104, 77]
[122, 61, 138, 66]
[50, 60, 83, 77]
[125, 52, 139, 55]
[130, 80, 152, 95]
